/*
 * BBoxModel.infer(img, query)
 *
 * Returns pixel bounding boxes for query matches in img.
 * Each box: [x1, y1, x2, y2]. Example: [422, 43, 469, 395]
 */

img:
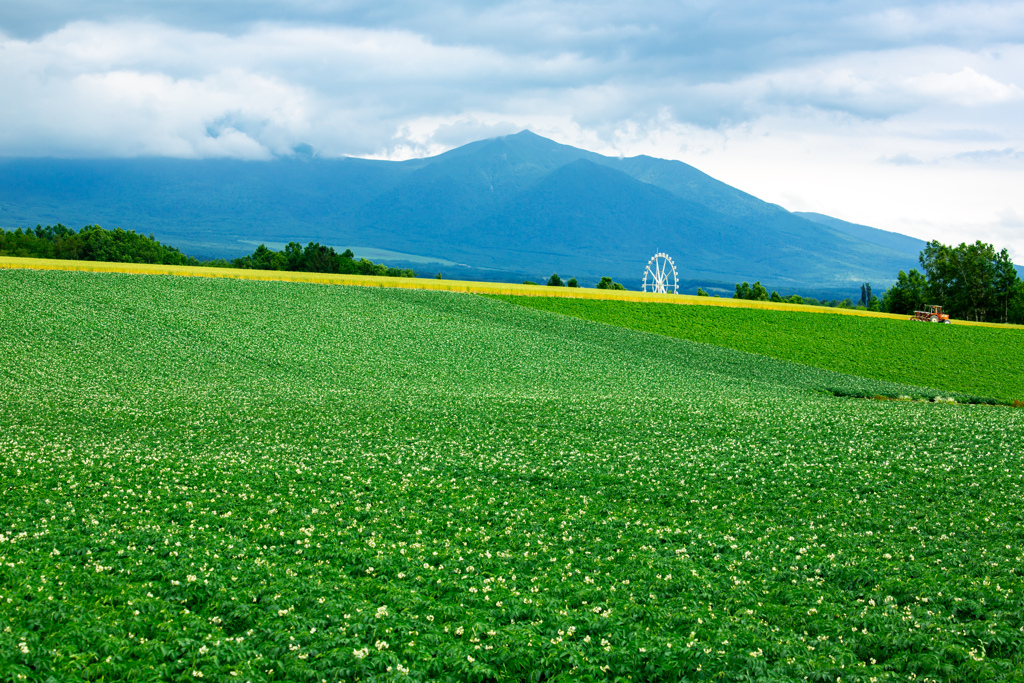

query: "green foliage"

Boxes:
[733, 285, 878, 310]
[878, 240, 1024, 323]
[917, 240, 1022, 323]
[696, 287, 709, 297]
[0, 226, 417, 280]
[734, 281, 769, 301]
[0, 224, 204, 266]
[2, 269, 1023, 681]
[882, 269, 928, 314]
[1011, 279, 1024, 323]
[594, 277, 626, 290]
[231, 242, 415, 278]
[859, 283, 873, 308]
[492, 295, 1024, 402]
[546, 273, 564, 287]
[566, 277, 578, 288]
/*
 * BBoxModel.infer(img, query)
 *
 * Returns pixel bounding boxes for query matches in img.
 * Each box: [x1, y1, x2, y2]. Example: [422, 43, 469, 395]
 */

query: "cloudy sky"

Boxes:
[2, 0, 1023, 258]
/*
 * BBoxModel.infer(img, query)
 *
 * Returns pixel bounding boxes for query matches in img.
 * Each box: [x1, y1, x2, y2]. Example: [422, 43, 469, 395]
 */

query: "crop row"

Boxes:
[1, 269, 1022, 681]
[492, 294, 1024, 404]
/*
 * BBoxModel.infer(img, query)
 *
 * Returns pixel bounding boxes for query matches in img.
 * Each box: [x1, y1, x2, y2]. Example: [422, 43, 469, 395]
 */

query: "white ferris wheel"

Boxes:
[642, 252, 678, 294]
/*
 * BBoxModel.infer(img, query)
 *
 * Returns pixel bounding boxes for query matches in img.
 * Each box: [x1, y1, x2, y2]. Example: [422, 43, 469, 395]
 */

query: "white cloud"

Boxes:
[905, 67, 1022, 105]
[857, 3, 1024, 44]
[1, 4, 1024, 259]
[0, 20, 602, 157]
[3, 17, 1023, 158]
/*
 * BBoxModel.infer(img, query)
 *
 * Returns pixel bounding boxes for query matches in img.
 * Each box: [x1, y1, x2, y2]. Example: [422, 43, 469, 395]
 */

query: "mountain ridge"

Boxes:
[0, 130, 936, 293]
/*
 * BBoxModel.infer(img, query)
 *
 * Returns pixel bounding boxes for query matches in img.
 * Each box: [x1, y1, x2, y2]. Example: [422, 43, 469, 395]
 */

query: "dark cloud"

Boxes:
[1, 0, 1022, 258]
[0, 1, 1021, 160]
[4, 1, 1023, 78]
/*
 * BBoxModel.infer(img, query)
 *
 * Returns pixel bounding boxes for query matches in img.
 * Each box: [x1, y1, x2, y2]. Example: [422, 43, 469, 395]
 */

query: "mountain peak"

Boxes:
[0, 132, 928, 292]
[492, 129, 588, 156]
[504, 129, 543, 139]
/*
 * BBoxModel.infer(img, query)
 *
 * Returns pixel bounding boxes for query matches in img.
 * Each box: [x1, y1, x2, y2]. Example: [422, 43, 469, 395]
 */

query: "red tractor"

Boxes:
[911, 305, 951, 323]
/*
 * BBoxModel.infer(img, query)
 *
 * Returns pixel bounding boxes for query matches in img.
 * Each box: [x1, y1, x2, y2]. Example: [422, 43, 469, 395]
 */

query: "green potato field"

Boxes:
[1, 269, 1023, 682]
[488, 296, 1024, 405]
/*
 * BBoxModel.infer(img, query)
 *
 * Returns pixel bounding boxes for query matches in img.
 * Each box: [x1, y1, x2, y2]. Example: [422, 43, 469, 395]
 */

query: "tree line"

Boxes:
[884, 240, 1022, 323]
[7, 225, 1020, 322]
[0, 224, 415, 279]
[728, 281, 864, 309]
[725, 239, 1024, 324]
[231, 242, 414, 278]
[530, 273, 625, 289]
[0, 224, 202, 266]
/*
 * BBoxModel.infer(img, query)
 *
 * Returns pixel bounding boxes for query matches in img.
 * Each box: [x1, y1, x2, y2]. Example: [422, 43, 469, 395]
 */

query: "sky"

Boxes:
[2, 0, 1023, 258]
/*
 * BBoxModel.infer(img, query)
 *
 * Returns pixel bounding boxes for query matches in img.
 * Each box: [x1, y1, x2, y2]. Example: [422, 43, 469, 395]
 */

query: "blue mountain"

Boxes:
[0, 130, 932, 293]
[793, 212, 929, 256]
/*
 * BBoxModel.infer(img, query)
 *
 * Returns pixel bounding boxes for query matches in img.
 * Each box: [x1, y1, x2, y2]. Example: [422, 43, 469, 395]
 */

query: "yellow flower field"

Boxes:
[2, 255, 1017, 329]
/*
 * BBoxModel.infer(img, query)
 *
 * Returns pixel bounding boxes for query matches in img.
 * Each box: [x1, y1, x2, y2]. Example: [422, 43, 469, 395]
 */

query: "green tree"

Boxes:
[1, 223, 204, 266]
[566, 277, 578, 288]
[697, 287, 709, 297]
[994, 248, 1019, 323]
[302, 242, 341, 273]
[284, 242, 305, 270]
[859, 283, 873, 308]
[1009, 279, 1024, 324]
[547, 273, 564, 287]
[596, 277, 614, 289]
[916, 239, 1024, 322]
[385, 267, 416, 278]
[919, 240, 999, 321]
[734, 281, 769, 301]
[882, 269, 928, 314]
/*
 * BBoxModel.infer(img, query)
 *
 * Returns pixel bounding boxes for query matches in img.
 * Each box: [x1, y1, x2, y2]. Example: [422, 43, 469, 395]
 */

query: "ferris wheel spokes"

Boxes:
[642, 252, 678, 294]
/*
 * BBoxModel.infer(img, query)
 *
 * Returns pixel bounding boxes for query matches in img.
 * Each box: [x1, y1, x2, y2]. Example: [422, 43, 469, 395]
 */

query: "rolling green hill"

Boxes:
[491, 295, 1024, 402]
[3, 269, 1023, 681]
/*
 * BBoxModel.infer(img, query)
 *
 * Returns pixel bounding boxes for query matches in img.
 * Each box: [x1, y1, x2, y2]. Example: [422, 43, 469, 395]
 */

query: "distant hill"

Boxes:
[795, 211, 1024, 281]
[793, 212, 928, 256]
[0, 131, 936, 294]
